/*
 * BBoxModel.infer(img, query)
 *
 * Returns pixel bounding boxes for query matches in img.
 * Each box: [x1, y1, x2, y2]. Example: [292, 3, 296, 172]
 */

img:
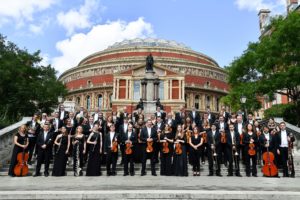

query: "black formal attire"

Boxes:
[159, 132, 174, 176]
[52, 135, 68, 176]
[51, 118, 63, 155]
[104, 132, 118, 175]
[140, 126, 157, 175]
[173, 136, 188, 176]
[154, 111, 166, 122]
[119, 123, 129, 164]
[175, 112, 187, 125]
[243, 132, 258, 176]
[154, 122, 165, 163]
[35, 130, 54, 176]
[190, 135, 202, 173]
[86, 132, 102, 176]
[122, 130, 137, 175]
[8, 132, 28, 176]
[59, 110, 69, 122]
[72, 135, 85, 176]
[26, 120, 40, 163]
[206, 130, 221, 175]
[189, 111, 201, 127]
[226, 130, 241, 176]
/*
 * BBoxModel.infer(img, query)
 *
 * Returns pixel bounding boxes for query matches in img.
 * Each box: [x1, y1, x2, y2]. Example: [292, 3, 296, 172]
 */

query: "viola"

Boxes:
[248, 143, 256, 156]
[220, 132, 226, 143]
[262, 145, 278, 177]
[14, 141, 29, 177]
[201, 132, 207, 143]
[175, 142, 182, 155]
[162, 141, 169, 154]
[125, 142, 132, 155]
[146, 141, 153, 153]
[111, 140, 118, 153]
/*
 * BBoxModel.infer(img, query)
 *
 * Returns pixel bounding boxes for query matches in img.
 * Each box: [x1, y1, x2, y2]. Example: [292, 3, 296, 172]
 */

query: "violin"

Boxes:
[162, 141, 169, 154]
[125, 142, 132, 155]
[220, 132, 226, 143]
[248, 143, 256, 156]
[175, 142, 182, 155]
[111, 140, 118, 153]
[146, 141, 153, 153]
[262, 141, 278, 177]
[14, 140, 29, 177]
[201, 131, 207, 143]
[186, 130, 191, 144]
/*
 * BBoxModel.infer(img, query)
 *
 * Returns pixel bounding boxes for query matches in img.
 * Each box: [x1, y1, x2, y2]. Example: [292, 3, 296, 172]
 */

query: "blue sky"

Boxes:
[0, 0, 288, 74]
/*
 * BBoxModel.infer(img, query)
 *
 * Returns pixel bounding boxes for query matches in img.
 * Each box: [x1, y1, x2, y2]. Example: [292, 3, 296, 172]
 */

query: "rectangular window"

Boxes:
[133, 80, 140, 100]
[159, 80, 164, 100]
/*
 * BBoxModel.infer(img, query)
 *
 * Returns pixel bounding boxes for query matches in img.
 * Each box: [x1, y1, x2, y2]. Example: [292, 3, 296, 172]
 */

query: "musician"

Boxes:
[206, 124, 221, 176]
[40, 113, 48, 126]
[260, 126, 276, 154]
[72, 126, 86, 176]
[52, 126, 70, 176]
[200, 119, 210, 165]
[59, 105, 69, 122]
[254, 121, 262, 165]
[277, 122, 295, 177]
[154, 106, 166, 122]
[189, 126, 203, 176]
[95, 112, 107, 135]
[154, 116, 165, 163]
[216, 116, 228, 133]
[75, 106, 85, 119]
[166, 112, 177, 134]
[226, 124, 242, 177]
[156, 98, 164, 110]
[175, 106, 187, 125]
[86, 124, 102, 176]
[189, 106, 201, 127]
[159, 124, 174, 176]
[119, 106, 129, 125]
[267, 118, 279, 132]
[122, 123, 137, 176]
[51, 112, 63, 155]
[206, 108, 215, 124]
[243, 123, 258, 177]
[234, 115, 245, 163]
[68, 112, 78, 129]
[26, 114, 41, 165]
[65, 118, 76, 136]
[245, 113, 255, 125]
[221, 105, 230, 123]
[33, 123, 54, 177]
[140, 119, 158, 176]
[173, 125, 188, 176]
[119, 117, 129, 165]
[92, 107, 100, 123]
[8, 125, 29, 177]
[104, 124, 118, 176]
[136, 98, 144, 110]
[133, 118, 145, 163]
[219, 129, 228, 168]
[228, 113, 237, 125]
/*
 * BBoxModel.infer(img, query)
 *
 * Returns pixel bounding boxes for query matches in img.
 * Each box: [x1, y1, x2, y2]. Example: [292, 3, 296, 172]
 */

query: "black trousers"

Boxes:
[124, 152, 134, 174]
[226, 146, 241, 175]
[279, 147, 289, 176]
[106, 151, 118, 174]
[191, 149, 201, 172]
[141, 145, 156, 174]
[120, 144, 125, 163]
[27, 136, 37, 162]
[35, 148, 51, 174]
[245, 153, 257, 176]
[206, 147, 215, 174]
[160, 152, 172, 176]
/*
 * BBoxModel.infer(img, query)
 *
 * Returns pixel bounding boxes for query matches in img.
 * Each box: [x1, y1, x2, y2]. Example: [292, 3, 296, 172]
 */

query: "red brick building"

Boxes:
[58, 38, 228, 114]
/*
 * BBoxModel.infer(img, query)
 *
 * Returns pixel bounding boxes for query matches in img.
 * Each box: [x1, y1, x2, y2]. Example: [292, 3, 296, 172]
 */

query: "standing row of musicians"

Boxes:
[8, 105, 295, 178]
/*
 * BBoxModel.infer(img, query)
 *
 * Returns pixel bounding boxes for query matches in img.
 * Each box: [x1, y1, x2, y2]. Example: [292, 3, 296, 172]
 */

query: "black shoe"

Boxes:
[216, 173, 222, 177]
[208, 173, 213, 176]
[106, 172, 111, 176]
[130, 172, 135, 176]
[33, 173, 40, 177]
[44, 172, 49, 177]
[152, 173, 157, 176]
[74, 172, 78, 176]
[252, 174, 257, 177]
[236, 173, 242, 177]
[246, 174, 250, 177]
[141, 172, 146, 176]
[123, 173, 129, 176]
[28, 161, 32, 165]
[227, 173, 233, 177]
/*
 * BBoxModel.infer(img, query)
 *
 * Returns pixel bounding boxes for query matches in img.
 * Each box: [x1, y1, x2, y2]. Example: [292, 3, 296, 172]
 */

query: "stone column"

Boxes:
[154, 78, 160, 100]
[141, 79, 147, 100]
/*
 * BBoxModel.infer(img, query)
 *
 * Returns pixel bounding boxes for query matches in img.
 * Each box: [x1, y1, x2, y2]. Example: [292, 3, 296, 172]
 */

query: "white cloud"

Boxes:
[57, 0, 105, 35]
[52, 17, 154, 74]
[0, 0, 56, 27]
[235, 0, 286, 13]
[28, 17, 51, 35]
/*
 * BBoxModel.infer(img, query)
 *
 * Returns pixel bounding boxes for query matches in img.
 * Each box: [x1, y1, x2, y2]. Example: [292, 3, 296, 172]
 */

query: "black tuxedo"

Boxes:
[175, 112, 187, 125]
[217, 122, 228, 132]
[26, 120, 41, 162]
[119, 123, 129, 163]
[206, 130, 221, 174]
[35, 130, 54, 175]
[222, 111, 230, 123]
[104, 132, 118, 175]
[259, 133, 277, 153]
[140, 127, 157, 174]
[122, 130, 138, 175]
[58, 110, 69, 121]
[154, 111, 166, 122]
[225, 130, 241, 176]
[189, 111, 201, 126]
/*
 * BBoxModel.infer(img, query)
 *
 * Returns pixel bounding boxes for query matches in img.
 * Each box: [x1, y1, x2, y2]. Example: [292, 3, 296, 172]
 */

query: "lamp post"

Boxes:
[240, 95, 247, 121]
[58, 96, 63, 111]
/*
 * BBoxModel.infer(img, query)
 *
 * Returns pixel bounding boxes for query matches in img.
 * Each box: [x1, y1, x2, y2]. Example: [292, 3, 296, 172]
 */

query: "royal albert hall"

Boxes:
[58, 38, 229, 114]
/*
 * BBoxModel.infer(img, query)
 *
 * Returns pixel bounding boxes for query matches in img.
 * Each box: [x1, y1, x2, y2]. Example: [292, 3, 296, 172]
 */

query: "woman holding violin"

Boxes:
[8, 125, 29, 177]
[52, 126, 70, 176]
[173, 125, 188, 176]
[243, 123, 258, 177]
[189, 126, 204, 176]
[72, 126, 86, 176]
[200, 119, 210, 165]
[159, 124, 174, 176]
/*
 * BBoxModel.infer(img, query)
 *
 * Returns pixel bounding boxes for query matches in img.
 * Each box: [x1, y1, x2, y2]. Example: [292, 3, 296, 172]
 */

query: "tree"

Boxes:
[224, 12, 300, 125]
[0, 34, 67, 128]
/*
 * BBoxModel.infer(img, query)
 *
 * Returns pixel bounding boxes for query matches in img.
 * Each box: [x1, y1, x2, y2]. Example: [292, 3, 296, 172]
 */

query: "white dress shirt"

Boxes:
[280, 130, 288, 147]
[110, 132, 115, 147]
[60, 111, 65, 120]
[147, 127, 151, 138]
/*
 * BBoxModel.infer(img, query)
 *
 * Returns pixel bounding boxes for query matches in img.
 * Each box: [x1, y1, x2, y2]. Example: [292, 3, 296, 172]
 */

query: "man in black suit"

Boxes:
[221, 105, 230, 123]
[119, 106, 129, 125]
[259, 126, 277, 154]
[154, 106, 166, 122]
[119, 117, 129, 165]
[104, 124, 119, 176]
[226, 124, 242, 177]
[189, 106, 201, 127]
[206, 124, 221, 176]
[166, 112, 177, 136]
[175, 106, 187, 125]
[217, 116, 228, 132]
[234, 115, 245, 163]
[153, 116, 165, 163]
[122, 123, 138, 176]
[51, 112, 63, 155]
[95, 112, 107, 134]
[140, 119, 158, 176]
[59, 105, 69, 122]
[26, 114, 41, 165]
[277, 122, 295, 177]
[206, 108, 215, 124]
[33, 123, 53, 177]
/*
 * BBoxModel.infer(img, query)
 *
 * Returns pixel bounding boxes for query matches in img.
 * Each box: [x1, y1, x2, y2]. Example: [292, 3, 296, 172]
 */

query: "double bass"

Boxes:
[262, 140, 278, 177]
[14, 140, 29, 177]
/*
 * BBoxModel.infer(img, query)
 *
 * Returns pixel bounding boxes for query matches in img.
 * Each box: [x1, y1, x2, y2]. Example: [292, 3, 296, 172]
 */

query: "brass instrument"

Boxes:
[211, 133, 218, 172]
[231, 133, 239, 172]
[288, 133, 295, 177]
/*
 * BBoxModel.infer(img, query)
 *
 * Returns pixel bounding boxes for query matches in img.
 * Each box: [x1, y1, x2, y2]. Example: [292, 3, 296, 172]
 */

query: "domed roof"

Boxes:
[107, 38, 191, 50]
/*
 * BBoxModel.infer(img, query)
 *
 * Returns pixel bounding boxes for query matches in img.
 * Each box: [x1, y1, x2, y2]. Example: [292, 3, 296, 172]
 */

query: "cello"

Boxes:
[14, 140, 29, 177]
[262, 140, 278, 177]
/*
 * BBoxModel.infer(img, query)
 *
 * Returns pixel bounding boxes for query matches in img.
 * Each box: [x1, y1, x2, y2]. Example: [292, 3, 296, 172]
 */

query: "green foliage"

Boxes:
[264, 103, 300, 126]
[225, 12, 300, 115]
[0, 34, 67, 127]
[264, 104, 292, 118]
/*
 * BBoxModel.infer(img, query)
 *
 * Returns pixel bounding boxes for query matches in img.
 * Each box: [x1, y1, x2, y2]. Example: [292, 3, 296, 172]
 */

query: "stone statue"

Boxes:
[136, 98, 144, 110]
[156, 98, 164, 110]
[146, 54, 154, 71]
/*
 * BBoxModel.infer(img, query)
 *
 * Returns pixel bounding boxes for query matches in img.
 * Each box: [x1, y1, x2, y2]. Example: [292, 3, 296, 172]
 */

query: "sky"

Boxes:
[0, 0, 289, 75]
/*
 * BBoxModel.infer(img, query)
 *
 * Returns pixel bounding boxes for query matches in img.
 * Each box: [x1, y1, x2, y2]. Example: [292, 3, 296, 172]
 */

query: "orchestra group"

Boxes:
[8, 104, 296, 178]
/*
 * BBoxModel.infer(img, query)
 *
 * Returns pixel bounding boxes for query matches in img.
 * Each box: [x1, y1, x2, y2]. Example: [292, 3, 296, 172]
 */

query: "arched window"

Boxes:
[216, 97, 220, 112]
[109, 94, 113, 108]
[98, 94, 103, 108]
[76, 97, 81, 105]
[195, 95, 200, 110]
[86, 95, 91, 110]
[206, 95, 210, 109]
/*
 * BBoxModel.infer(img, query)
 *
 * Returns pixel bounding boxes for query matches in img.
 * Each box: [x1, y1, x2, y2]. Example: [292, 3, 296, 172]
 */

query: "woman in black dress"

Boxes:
[8, 125, 29, 176]
[189, 126, 203, 176]
[243, 123, 258, 177]
[72, 126, 86, 176]
[52, 126, 70, 176]
[159, 124, 174, 176]
[133, 118, 145, 163]
[173, 125, 188, 177]
[86, 124, 102, 176]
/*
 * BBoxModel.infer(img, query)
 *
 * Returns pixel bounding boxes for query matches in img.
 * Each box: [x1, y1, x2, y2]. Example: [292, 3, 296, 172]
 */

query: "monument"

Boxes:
[141, 54, 160, 117]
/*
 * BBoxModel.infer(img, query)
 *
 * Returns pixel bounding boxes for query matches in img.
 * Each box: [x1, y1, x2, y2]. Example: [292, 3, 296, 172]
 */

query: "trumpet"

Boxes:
[232, 136, 239, 172]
